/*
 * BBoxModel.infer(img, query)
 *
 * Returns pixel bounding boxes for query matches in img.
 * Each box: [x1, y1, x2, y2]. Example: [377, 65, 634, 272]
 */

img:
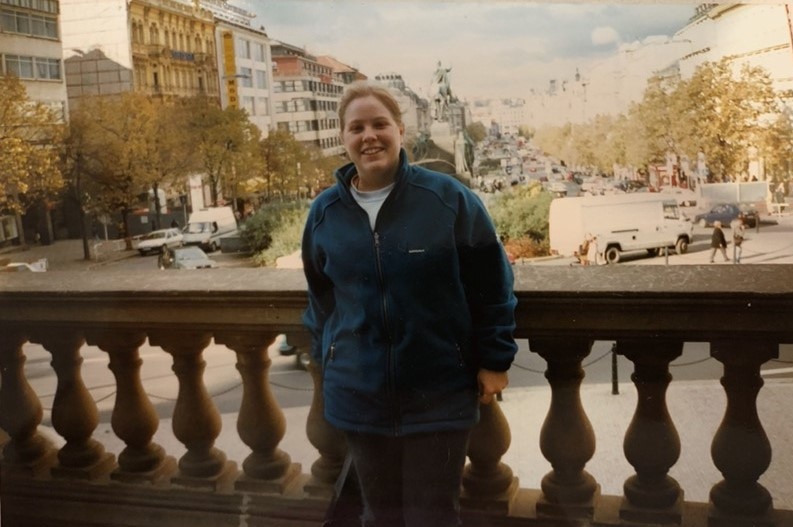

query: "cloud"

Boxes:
[234, 1, 694, 98]
[591, 26, 620, 46]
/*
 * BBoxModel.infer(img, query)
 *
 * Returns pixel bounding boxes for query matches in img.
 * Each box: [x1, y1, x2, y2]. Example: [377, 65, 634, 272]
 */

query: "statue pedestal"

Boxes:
[430, 121, 454, 156]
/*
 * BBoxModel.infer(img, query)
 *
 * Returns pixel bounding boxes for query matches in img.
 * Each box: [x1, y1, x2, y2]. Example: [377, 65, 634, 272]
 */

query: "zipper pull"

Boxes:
[329, 343, 336, 361]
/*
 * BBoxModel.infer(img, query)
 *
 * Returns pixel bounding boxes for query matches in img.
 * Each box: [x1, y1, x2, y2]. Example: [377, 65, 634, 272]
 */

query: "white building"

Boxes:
[676, 4, 793, 97]
[206, 0, 275, 136]
[0, 0, 68, 246]
[470, 98, 529, 136]
[0, 0, 66, 114]
[374, 72, 430, 140]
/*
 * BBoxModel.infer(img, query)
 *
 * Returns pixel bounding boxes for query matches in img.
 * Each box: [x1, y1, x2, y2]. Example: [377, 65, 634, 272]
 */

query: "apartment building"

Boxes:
[204, 0, 275, 135]
[271, 41, 348, 156]
[60, 0, 219, 105]
[374, 72, 431, 141]
[0, 0, 67, 246]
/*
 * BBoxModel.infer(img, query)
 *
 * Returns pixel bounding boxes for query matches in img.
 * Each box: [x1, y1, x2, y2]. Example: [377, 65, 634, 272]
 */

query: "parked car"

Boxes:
[158, 246, 217, 270]
[693, 203, 758, 229]
[137, 228, 183, 256]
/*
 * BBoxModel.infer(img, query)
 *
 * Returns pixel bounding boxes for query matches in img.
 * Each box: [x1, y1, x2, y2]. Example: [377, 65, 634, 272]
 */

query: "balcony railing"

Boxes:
[1, 266, 791, 526]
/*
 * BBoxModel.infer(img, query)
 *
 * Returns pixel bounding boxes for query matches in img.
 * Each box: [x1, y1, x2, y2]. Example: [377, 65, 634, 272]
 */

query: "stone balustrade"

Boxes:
[0, 266, 791, 527]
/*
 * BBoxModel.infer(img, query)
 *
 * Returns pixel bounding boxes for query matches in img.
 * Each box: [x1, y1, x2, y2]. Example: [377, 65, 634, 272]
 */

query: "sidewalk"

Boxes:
[0, 238, 136, 272]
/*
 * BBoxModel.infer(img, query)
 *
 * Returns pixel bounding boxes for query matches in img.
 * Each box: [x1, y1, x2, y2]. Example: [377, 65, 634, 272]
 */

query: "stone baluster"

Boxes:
[709, 339, 776, 525]
[0, 329, 56, 475]
[85, 330, 175, 483]
[214, 331, 299, 493]
[148, 330, 235, 489]
[32, 329, 115, 478]
[530, 337, 599, 519]
[462, 398, 517, 512]
[616, 339, 683, 524]
[292, 332, 348, 498]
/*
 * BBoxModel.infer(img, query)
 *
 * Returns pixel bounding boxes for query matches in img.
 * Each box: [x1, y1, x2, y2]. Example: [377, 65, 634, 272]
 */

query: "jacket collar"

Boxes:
[335, 148, 410, 207]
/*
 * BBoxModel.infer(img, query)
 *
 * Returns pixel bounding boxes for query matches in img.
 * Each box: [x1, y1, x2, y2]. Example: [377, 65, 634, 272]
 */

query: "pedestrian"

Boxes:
[170, 219, 179, 229]
[730, 214, 746, 264]
[709, 220, 730, 263]
[579, 234, 591, 266]
[301, 80, 518, 527]
[587, 234, 600, 266]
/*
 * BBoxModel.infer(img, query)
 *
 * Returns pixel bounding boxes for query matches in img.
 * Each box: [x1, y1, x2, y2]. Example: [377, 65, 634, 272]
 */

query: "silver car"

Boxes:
[137, 228, 183, 256]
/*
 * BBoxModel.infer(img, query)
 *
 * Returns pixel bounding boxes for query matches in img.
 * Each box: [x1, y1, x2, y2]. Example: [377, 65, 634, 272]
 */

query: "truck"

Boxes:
[549, 194, 693, 264]
[182, 207, 238, 252]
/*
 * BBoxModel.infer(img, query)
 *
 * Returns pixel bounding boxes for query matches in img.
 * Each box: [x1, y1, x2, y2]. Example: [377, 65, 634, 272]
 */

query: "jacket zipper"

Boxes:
[373, 232, 399, 435]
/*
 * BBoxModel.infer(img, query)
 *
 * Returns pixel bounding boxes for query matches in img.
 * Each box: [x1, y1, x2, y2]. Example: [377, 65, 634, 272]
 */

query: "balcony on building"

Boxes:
[0, 265, 791, 527]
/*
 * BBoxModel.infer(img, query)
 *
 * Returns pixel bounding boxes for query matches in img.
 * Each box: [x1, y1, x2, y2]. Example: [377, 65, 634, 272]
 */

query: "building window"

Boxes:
[256, 97, 268, 115]
[235, 37, 250, 59]
[0, 7, 57, 38]
[241, 96, 254, 115]
[255, 69, 267, 89]
[252, 43, 264, 62]
[4, 54, 33, 78]
[34, 56, 59, 80]
[2, 54, 59, 80]
[239, 67, 252, 87]
[0, 0, 58, 14]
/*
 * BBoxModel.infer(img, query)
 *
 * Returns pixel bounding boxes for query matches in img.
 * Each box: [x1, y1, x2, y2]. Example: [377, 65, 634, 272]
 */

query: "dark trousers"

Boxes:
[344, 429, 470, 527]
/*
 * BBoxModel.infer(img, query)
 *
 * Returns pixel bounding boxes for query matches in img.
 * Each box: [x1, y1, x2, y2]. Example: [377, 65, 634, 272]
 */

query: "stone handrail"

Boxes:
[0, 266, 791, 527]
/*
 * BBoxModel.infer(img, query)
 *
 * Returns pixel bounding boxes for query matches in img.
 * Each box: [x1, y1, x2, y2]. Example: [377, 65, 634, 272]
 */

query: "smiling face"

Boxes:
[341, 94, 405, 187]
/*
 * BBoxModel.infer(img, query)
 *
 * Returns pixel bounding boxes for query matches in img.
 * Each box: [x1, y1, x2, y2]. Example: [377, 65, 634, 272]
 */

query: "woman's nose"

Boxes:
[362, 126, 376, 141]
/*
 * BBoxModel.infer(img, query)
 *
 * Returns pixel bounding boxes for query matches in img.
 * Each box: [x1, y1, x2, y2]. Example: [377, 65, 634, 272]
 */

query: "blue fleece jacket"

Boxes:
[301, 150, 517, 436]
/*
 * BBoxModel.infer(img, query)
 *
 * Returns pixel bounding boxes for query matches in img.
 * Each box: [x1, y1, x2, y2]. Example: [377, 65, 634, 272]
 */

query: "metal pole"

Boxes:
[611, 342, 619, 395]
[664, 246, 669, 265]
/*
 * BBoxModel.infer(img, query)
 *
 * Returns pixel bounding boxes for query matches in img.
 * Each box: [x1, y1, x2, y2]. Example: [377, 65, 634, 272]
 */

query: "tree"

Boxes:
[180, 96, 260, 207]
[0, 75, 65, 242]
[64, 93, 163, 239]
[466, 122, 487, 144]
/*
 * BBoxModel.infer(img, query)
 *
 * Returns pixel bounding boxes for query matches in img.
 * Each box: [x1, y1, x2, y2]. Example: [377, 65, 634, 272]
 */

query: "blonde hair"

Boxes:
[338, 80, 403, 131]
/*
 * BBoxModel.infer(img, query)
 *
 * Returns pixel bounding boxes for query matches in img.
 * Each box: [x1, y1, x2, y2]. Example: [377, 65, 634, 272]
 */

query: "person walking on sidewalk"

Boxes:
[301, 80, 518, 527]
[709, 221, 730, 263]
[730, 214, 746, 263]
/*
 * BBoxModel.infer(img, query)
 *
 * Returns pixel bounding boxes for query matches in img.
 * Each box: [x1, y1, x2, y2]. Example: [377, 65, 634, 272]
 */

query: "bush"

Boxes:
[240, 201, 309, 267]
[487, 182, 553, 254]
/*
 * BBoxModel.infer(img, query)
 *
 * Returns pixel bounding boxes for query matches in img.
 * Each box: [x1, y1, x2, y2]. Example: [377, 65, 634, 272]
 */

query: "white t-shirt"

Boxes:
[350, 182, 394, 230]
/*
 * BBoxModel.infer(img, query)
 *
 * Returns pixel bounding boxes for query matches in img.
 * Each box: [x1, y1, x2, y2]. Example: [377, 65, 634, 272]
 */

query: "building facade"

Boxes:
[206, 0, 275, 136]
[374, 72, 430, 141]
[0, 0, 67, 246]
[676, 4, 793, 97]
[271, 42, 346, 156]
[60, 0, 219, 104]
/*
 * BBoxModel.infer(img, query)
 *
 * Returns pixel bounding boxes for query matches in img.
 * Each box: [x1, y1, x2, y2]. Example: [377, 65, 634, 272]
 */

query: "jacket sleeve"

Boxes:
[455, 191, 518, 372]
[301, 207, 335, 364]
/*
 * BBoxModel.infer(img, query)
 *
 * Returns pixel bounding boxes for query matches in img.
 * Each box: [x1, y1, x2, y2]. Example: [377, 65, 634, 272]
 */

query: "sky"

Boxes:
[232, 0, 696, 100]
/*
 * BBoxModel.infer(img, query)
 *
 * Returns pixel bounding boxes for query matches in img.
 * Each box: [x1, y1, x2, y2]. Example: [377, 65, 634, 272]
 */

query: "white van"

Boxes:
[549, 194, 693, 264]
[182, 207, 238, 252]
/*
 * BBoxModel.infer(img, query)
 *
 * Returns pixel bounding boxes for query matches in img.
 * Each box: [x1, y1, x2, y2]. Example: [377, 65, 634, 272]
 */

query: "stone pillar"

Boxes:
[617, 339, 684, 524]
[149, 330, 236, 490]
[86, 330, 175, 483]
[293, 332, 347, 498]
[214, 331, 299, 494]
[32, 329, 115, 479]
[709, 339, 776, 526]
[0, 329, 56, 476]
[462, 399, 518, 512]
[530, 337, 599, 520]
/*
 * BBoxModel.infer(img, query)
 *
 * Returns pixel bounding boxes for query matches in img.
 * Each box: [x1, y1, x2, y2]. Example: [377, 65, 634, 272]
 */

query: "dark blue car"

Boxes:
[693, 203, 758, 228]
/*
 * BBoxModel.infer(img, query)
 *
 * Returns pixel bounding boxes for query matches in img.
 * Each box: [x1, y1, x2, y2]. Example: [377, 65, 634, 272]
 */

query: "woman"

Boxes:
[301, 81, 518, 527]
